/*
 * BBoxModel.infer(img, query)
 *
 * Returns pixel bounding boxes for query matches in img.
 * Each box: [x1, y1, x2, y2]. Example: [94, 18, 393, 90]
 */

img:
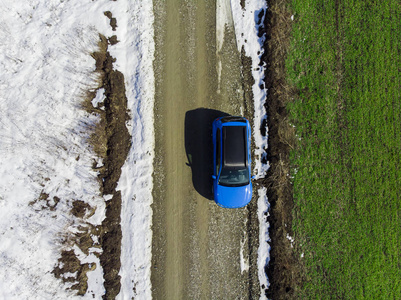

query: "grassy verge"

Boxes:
[287, 0, 401, 298]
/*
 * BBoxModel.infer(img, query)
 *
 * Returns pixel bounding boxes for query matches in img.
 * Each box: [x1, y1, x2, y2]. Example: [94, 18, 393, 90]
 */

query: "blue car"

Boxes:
[212, 116, 253, 208]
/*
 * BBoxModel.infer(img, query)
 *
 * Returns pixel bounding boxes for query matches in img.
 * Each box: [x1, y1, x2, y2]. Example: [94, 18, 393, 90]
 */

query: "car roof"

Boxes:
[222, 125, 247, 168]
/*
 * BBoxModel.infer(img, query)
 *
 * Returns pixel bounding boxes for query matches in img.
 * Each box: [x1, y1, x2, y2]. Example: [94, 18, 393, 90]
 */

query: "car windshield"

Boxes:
[218, 167, 250, 187]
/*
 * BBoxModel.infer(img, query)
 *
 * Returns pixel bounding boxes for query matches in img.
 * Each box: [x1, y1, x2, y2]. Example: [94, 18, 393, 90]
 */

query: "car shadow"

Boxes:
[185, 108, 229, 200]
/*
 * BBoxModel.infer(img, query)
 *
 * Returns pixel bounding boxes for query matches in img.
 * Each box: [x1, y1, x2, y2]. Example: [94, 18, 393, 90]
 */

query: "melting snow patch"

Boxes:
[286, 233, 295, 248]
[257, 188, 270, 298]
[240, 231, 250, 274]
[92, 88, 106, 109]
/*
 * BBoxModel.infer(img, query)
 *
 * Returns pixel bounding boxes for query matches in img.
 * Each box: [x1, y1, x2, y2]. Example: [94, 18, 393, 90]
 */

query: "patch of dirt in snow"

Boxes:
[29, 192, 60, 211]
[30, 191, 101, 295]
[53, 27, 131, 297]
[32, 192, 101, 295]
[89, 32, 130, 299]
[71, 200, 95, 219]
[53, 250, 96, 296]
[104, 11, 118, 32]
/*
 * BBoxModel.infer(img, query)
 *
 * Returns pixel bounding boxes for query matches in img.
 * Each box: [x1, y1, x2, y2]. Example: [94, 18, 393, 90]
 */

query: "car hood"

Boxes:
[215, 183, 252, 208]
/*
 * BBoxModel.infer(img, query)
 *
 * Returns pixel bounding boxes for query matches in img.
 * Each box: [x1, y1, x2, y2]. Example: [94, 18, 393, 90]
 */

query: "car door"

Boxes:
[215, 128, 221, 178]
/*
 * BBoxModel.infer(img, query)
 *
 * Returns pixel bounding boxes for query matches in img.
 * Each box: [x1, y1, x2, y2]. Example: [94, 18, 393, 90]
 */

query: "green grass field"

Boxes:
[286, 0, 401, 298]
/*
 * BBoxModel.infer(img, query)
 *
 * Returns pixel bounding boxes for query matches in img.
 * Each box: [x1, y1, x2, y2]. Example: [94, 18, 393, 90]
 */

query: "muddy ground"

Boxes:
[88, 15, 132, 298]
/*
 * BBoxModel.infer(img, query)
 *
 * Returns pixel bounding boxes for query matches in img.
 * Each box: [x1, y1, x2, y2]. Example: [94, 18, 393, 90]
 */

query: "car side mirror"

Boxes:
[212, 175, 216, 180]
[251, 175, 256, 180]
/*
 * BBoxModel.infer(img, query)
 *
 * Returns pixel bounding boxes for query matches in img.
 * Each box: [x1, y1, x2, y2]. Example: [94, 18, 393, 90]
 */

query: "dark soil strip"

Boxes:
[53, 250, 94, 295]
[91, 34, 131, 300]
[261, 0, 302, 299]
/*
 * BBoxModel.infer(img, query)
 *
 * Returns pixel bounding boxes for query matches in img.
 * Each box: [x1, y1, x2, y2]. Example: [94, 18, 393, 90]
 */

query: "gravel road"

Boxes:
[151, 0, 259, 299]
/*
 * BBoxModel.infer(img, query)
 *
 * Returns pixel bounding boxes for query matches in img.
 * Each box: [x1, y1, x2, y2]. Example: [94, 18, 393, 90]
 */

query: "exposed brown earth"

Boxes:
[90, 33, 131, 300]
[261, 0, 302, 299]
[53, 250, 95, 296]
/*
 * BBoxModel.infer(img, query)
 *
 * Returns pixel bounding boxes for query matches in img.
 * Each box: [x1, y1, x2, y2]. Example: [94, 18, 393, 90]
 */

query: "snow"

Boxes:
[230, 0, 270, 297]
[258, 188, 271, 293]
[286, 233, 295, 248]
[92, 88, 106, 110]
[240, 230, 250, 274]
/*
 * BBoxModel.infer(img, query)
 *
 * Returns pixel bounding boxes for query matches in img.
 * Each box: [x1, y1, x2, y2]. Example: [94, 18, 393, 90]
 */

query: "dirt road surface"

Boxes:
[151, 0, 259, 299]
